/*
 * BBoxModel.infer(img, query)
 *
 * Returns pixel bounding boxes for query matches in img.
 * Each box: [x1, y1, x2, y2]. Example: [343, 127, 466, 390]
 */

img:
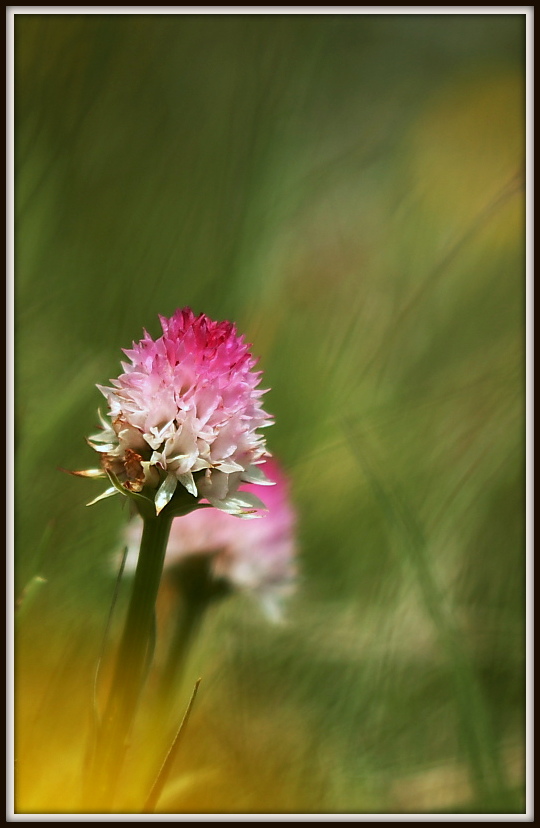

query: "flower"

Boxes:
[123, 458, 297, 621]
[83, 308, 274, 515]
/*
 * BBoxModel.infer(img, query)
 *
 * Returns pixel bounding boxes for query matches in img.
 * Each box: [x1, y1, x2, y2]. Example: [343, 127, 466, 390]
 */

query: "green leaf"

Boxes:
[86, 487, 119, 506]
[104, 470, 156, 519]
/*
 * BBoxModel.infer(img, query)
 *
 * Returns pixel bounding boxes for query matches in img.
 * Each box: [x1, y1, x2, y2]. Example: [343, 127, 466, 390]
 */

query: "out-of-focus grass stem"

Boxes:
[346, 421, 518, 810]
[15, 575, 47, 623]
[142, 678, 201, 813]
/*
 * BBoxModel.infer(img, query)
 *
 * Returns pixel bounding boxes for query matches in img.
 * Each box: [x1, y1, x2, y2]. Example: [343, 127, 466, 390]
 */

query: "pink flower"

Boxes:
[86, 308, 274, 515]
[123, 458, 297, 621]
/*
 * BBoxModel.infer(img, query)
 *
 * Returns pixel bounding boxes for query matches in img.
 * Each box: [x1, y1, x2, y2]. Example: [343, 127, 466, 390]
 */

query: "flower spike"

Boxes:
[75, 308, 274, 517]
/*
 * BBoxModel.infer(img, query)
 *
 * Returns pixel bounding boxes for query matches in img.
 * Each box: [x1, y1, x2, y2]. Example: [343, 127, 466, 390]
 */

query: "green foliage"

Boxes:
[15, 12, 525, 815]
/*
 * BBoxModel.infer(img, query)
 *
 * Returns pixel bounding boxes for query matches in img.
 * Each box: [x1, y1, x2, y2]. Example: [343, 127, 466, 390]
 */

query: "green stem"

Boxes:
[88, 511, 173, 811]
[159, 590, 205, 716]
[159, 556, 229, 714]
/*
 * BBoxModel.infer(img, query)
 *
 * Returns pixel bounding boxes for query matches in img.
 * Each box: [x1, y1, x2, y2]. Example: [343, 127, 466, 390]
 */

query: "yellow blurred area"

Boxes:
[409, 71, 524, 246]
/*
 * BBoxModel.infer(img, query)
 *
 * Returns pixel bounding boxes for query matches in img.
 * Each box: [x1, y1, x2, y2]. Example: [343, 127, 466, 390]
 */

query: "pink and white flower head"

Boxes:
[124, 458, 297, 621]
[85, 308, 274, 516]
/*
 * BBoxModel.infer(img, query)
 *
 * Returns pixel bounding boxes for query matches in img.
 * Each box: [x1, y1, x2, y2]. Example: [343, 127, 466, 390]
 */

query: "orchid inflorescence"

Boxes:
[76, 308, 275, 517]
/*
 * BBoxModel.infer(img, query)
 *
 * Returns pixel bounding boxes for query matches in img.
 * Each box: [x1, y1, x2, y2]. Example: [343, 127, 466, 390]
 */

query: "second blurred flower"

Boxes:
[123, 457, 297, 622]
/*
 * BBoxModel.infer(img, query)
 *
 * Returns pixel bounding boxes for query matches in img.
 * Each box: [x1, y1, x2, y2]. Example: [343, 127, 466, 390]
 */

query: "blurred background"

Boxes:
[14, 12, 526, 815]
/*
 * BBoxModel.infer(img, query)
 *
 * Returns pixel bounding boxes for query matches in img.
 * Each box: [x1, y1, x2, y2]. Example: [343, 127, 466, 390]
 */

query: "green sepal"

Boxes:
[105, 470, 157, 520]
[156, 480, 208, 520]
[105, 469, 212, 521]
